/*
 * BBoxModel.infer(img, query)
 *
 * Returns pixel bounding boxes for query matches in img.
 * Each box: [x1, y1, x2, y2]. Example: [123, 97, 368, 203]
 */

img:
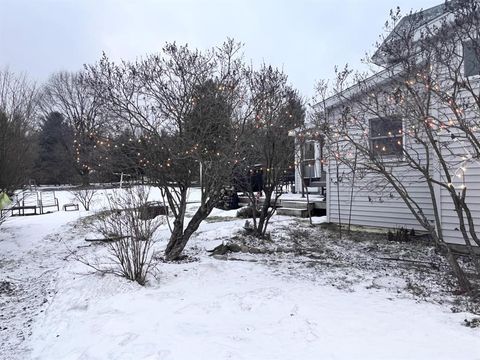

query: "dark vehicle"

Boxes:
[232, 164, 264, 194]
[232, 164, 295, 194]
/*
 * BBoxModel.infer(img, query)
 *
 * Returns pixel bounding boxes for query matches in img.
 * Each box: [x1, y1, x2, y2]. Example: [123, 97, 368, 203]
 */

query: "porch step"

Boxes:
[276, 207, 310, 218]
[279, 200, 314, 210]
[238, 196, 274, 207]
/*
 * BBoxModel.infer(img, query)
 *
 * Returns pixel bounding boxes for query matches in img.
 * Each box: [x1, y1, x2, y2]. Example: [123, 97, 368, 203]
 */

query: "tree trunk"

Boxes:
[81, 172, 90, 187]
[255, 190, 272, 237]
[444, 247, 472, 293]
[165, 218, 184, 259]
[432, 232, 472, 293]
[164, 204, 211, 261]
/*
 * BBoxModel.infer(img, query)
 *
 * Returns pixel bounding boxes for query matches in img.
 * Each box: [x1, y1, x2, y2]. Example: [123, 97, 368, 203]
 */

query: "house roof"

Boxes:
[317, 1, 455, 113]
[316, 64, 399, 113]
[372, 1, 453, 65]
[394, 3, 450, 33]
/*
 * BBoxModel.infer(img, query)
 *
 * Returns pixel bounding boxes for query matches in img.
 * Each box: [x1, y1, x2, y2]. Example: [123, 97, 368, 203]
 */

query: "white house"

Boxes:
[300, 1, 480, 247]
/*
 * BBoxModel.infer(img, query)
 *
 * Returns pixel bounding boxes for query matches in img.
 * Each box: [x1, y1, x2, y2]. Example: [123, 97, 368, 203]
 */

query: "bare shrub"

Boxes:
[387, 228, 414, 243]
[92, 186, 162, 285]
[71, 188, 98, 211]
[241, 69, 305, 238]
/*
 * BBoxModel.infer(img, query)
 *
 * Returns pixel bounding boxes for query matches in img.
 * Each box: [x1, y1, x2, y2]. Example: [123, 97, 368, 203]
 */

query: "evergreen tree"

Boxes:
[35, 112, 76, 185]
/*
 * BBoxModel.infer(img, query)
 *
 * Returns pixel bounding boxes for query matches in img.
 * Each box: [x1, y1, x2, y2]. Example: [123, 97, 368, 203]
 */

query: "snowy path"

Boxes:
[0, 190, 479, 360]
[0, 211, 83, 359]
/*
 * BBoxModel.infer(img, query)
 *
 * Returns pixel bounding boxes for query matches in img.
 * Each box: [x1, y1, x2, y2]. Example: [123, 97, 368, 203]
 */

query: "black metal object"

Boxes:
[63, 203, 79, 211]
[138, 201, 168, 220]
[215, 189, 240, 210]
[232, 165, 295, 194]
[8, 205, 37, 216]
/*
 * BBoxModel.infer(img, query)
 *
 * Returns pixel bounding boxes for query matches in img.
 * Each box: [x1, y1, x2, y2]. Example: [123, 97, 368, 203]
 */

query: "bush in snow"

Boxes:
[71, 187, 98, 211]
[387, 227, 413, 243]
[93, 186, 162, 285]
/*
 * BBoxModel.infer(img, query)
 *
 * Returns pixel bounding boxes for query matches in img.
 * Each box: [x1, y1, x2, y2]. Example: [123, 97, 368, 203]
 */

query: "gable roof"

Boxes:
[317, 1, 455, 113]
[316, 64, 400, 113]
[372, 1, 453, 65]
[398, 3, 450, 30]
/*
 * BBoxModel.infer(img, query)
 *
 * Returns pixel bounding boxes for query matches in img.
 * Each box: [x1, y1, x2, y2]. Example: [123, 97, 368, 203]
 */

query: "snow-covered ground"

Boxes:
[1, 188, 479, 360]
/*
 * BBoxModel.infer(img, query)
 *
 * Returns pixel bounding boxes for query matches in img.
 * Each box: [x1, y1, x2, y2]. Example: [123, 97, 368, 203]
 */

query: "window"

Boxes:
[303, 142, 315, 160]
[369, 117, 403, 157]
[302, 142, 316, 178]
[463, 40, 480, 77]
[302, 160, 315, 178]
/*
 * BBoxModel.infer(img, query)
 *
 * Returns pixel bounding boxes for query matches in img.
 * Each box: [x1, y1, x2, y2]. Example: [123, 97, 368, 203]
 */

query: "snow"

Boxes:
[1, 188, 479, 360]
[277, 192, 325, 202]
[310, 215, 328, 225]
[371, 276, 408, 290]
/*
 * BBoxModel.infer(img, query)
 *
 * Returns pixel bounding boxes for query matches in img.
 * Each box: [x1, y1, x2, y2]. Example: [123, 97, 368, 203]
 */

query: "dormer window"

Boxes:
[463, 40, 480, 77]
[369, 117, 403, 157]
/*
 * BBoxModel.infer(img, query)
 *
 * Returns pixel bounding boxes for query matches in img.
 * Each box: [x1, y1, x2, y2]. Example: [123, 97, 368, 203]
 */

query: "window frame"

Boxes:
[303, 141, 315, 161]
[463, 39, 480, 78]
[302, 141, 316, 179]
[368, 116, 404, 160]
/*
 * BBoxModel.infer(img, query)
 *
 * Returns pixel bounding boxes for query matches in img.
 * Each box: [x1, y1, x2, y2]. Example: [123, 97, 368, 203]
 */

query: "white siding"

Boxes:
[439, 161, 480, 245]
[437, 112, 480, 245]
[433, 43, 480, 245]
[327, 161, 435, 231]
[325, 92, 480, 244]
[321, 28, 480, 246]
[325, 100, 435, 233]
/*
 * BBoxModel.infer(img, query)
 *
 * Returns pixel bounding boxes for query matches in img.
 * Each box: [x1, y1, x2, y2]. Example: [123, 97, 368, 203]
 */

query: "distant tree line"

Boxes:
[0, 68, 155, 193]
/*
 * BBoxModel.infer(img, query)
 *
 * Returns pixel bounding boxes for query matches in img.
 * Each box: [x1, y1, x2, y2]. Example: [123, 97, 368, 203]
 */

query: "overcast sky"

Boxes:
[0, 0, 441, 98]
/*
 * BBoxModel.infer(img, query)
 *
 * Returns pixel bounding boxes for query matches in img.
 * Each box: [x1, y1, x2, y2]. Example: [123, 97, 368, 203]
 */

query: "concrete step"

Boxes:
[279, 200, 314, 210]
[276, 207, 310, 218]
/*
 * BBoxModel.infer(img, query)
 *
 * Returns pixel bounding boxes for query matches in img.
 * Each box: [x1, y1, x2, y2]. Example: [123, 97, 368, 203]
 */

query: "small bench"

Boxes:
[10, 205, 37, 216]
[63, 203, 79, 211]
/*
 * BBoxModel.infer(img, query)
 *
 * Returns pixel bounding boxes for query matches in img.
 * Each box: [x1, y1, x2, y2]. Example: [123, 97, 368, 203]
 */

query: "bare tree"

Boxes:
[241, 66, 305, 237]
[42, 71, 105, 185]
[317, 3, 480, 292]
[0, 68, 39, 195]
[0, 68, 38, 122]
[70, 187, 98, 211]
[85, 39, 251, 260]
[320, 77, 473, 291]
[423, 1, 480, 268]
